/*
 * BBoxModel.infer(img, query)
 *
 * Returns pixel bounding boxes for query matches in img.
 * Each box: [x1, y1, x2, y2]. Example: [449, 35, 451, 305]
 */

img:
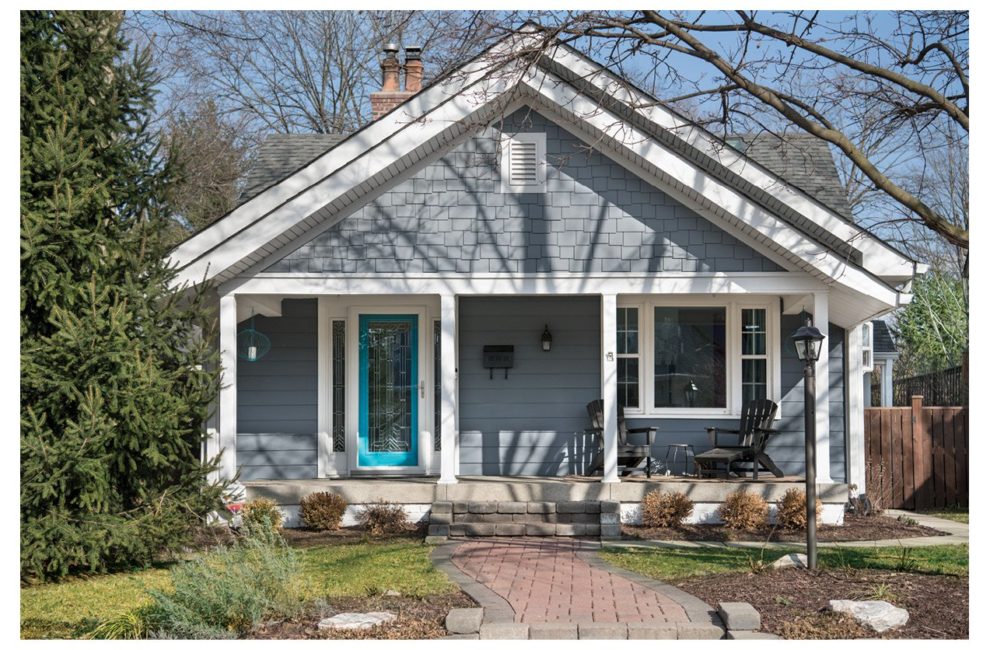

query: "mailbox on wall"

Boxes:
[482, 345, 514, 379]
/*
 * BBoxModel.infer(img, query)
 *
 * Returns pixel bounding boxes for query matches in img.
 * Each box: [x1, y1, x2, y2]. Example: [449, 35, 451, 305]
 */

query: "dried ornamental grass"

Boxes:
[641, 490, 694, 527]
[358, 500, 409, 537]
[775, 488, 823, 530]
[299, 492, 348, 531]
[717, 490, 769, 530]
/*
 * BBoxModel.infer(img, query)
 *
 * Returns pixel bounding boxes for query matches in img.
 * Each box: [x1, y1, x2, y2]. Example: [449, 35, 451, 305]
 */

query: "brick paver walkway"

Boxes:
[450, 538, 691, 624]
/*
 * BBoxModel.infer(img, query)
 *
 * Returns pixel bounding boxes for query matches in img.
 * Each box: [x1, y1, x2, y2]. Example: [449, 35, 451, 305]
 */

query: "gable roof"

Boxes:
[872, 320, 898, 354]
[238, 131, 856, 222]
[168, 31, 920, 325]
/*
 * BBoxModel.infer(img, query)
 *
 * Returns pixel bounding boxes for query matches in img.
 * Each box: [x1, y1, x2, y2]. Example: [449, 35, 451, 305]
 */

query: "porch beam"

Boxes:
[600, 293, 620, 484]
[223, 272, 829, 300]
[218, 293, 238, 482]
[438, 293, 458, 484]
[846, 322, 867, 495]
[813, 291, 833, 482]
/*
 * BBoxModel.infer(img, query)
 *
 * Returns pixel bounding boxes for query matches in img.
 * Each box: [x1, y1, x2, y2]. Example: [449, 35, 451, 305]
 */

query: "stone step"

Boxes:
[428, 500, 618, 538]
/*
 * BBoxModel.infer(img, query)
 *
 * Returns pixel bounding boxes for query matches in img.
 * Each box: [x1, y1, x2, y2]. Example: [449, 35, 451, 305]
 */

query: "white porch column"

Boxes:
[438, 293, 458, 485]
[813, 291, 833, 483]
[218, 293, 238, 482]
[846, 323, 867, 495]
[600, 293, 620, 484]
[883, 358, 895, 407]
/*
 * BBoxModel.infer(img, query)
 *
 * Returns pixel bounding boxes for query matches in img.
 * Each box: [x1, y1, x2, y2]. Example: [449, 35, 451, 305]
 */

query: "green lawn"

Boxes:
[21, 540, 453, 640]
[920, 506, 969, 524]
[601, 543, 969, 582]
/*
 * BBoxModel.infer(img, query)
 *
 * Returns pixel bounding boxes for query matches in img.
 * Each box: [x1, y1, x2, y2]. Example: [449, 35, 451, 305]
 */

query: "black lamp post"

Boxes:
[790, 311, 825, 570]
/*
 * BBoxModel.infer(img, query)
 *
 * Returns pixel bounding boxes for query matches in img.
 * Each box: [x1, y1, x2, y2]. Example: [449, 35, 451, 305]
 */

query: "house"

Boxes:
[865, 320, 899, 407]
[169, 33, 923, 527]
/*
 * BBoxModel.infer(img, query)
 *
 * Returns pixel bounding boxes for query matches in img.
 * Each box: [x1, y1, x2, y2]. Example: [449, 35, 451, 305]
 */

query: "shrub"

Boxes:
[241, 498, 283, 532]
[299, 491, 348, 531]
[775, 488, 823, 530]
[718, 490, 769, 530]
[143, 524, 300, 638]
[641, 490, 694, 527]
[358, 500, 409, 537]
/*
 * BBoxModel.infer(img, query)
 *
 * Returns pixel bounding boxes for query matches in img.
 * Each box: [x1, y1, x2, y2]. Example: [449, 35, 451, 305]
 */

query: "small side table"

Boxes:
[663, 444, 697, 477]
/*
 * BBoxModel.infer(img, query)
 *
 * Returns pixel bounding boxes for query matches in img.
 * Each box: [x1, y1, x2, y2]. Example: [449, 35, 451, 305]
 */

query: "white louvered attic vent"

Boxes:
[501, 132, 546, 193]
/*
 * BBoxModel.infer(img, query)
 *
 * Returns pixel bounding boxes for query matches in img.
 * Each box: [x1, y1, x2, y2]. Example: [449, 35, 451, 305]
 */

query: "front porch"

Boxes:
[212, 278, 857, 490]
[244, 475, 851, 529]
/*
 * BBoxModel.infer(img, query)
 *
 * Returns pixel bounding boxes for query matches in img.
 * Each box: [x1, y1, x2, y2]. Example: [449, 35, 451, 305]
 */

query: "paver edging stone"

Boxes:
[430, 543, 516, 625]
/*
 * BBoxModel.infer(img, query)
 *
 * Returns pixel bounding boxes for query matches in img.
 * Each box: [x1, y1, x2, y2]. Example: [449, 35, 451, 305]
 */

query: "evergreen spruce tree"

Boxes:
[21, 10, 223, 581]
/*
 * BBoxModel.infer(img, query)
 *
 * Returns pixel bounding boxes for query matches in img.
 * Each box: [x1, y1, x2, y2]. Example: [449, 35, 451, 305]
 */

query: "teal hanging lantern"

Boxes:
[237, 314, 271, 362]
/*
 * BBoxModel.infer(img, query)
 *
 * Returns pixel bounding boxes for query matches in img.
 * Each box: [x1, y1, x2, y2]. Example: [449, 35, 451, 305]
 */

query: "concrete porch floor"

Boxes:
[244, 474, 850, 507]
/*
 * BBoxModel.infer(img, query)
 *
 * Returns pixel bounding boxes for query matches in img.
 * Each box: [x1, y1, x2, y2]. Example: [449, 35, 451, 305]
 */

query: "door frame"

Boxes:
[357, 313, 419, 467]
[346, 305, 429, 473]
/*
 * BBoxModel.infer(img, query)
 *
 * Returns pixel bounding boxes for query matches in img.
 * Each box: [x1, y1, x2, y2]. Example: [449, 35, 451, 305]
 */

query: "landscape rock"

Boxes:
[771, 553, 809, 570]
[318, 612, 397, 631]
[383, 589, 401, 597]
[828, 600, 909, 633]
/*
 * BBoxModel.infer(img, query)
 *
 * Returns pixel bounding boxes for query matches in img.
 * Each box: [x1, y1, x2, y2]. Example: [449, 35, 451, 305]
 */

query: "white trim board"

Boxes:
[539, 43, 920, 281]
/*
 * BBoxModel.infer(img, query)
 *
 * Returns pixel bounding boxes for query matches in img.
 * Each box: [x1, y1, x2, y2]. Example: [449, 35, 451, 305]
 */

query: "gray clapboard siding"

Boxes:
[458, 296, 601, 476]
[268, 108, 782, 275]
[237, 298, 318, 480]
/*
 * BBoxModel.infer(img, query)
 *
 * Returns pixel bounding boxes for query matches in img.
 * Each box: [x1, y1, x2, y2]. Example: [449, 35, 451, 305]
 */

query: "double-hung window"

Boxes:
[615, 299, 777, 417]
[616, 307, 640, 411]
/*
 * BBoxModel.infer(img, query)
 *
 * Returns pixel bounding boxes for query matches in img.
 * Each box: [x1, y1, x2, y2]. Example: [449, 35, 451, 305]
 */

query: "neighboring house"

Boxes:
[865, 320, 899, 407]
[169, 34, 923, 498]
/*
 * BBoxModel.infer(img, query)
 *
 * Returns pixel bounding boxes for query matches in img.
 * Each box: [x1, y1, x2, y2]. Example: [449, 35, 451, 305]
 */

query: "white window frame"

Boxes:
[500, 132, 546, 193]
[616, 304, 643, 414]
[617, 296, 781, 419]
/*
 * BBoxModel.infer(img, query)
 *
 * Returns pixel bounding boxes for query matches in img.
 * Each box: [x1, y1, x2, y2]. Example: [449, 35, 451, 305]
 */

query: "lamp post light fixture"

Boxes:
[790, 310, 826, 571]
[541, 325, 553, 352]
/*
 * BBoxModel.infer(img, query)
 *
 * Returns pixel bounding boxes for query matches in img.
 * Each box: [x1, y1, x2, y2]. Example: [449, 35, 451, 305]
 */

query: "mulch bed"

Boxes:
[622, 513, 948, 543]
[674, 567, 968, 639]
[248, 593, 475, 640]
[280, 524, 427, 548]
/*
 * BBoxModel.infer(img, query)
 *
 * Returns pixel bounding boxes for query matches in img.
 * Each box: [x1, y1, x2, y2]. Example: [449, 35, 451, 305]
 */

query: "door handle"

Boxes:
[420, 380, 425, 398]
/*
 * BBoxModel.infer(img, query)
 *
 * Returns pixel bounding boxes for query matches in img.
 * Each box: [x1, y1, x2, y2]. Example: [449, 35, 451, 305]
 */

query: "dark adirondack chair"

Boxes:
[694, 399, 784, 479]
[586, 400, 658, 477]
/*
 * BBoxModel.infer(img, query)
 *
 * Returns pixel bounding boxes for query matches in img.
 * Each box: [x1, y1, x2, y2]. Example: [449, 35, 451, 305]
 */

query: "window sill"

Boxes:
[624, 409, 782, 421]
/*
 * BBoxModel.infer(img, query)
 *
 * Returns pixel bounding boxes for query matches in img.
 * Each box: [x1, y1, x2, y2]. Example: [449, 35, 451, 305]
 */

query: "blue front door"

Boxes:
[358, 314, 418, 467]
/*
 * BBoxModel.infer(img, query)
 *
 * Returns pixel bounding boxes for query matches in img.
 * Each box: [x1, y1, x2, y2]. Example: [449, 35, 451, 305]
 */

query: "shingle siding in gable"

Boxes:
[266, 108, 783, 274]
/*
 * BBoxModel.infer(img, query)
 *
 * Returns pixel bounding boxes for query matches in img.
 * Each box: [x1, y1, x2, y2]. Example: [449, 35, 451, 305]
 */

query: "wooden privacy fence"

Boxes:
[865, 396, 968, 510]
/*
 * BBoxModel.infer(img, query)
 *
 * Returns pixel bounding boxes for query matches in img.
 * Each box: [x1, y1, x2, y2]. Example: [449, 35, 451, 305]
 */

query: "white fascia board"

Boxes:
[519, 68, 899, 308]
[218, 271, 825, 298]
[168, 37, 537, 281]
[170, 71, 521, 288]
[543, 46, 917, 280]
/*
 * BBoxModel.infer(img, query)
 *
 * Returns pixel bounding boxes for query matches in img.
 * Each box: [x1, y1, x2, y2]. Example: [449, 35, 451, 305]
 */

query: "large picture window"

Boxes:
[653, 306, 726, 408]
[616, 299, 778, 416]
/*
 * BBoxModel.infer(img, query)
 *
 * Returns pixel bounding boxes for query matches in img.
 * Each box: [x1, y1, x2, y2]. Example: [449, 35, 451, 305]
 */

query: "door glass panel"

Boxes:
[366, 320, 413, 453]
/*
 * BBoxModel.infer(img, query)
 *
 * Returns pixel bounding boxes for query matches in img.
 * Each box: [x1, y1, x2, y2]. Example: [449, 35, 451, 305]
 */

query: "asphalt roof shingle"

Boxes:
[872, 320, 897, 354]
[237, 129, 854, 222]
[238, 134, 346, 203]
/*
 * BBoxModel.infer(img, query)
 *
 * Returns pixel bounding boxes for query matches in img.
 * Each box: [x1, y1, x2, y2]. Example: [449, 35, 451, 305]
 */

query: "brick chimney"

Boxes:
[370, 44, 424, 120]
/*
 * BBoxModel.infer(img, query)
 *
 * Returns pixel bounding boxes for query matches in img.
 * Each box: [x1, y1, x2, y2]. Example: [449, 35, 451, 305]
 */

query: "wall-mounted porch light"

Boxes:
[541, 325, 553, 352]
